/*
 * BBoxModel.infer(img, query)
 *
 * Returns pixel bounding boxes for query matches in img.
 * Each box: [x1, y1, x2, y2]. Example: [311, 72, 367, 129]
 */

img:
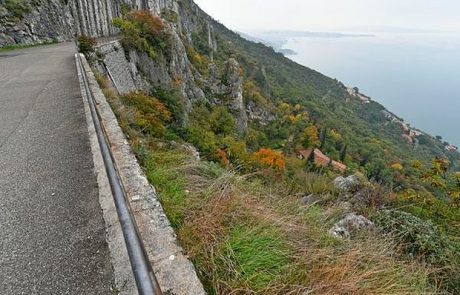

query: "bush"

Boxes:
[372, 209, 456, 263]
[210, 106, 236, 136]
[77, 35, 96, 55]
[252, 148, 286, 172]
[113, 10, 165, 60]
[128, 11, 164, 36]
[3, 0, 30, 19]
[120, 92, 171, 137]
[150, 87, 186, 125]
[372, 209, 460, 292]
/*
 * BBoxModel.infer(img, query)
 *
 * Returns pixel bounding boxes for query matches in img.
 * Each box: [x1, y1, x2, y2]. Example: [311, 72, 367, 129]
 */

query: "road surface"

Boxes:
[0, 43, 113, 294]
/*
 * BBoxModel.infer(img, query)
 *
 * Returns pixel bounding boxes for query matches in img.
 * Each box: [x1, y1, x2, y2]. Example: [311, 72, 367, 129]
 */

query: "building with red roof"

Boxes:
[298, 148, 347, 172]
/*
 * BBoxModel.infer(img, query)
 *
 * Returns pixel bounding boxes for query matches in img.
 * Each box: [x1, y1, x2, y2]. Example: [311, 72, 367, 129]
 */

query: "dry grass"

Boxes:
[303, 240, 435, 295]
[95, 70, 439, 294]
[146, 153, 437, 294]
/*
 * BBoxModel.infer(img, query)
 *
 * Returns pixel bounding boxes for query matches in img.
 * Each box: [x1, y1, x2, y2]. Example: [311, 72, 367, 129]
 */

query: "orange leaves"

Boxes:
[216, 149, 230, 166]
[120, 92, 171, 137]
[252, 148, 286, 172]
[123, 92, 171, 121]
[127, 11, 164, 37]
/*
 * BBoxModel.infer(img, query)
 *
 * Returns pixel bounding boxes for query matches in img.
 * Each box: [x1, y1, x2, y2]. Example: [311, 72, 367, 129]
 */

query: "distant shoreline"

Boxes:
[238, 30, 375, 57]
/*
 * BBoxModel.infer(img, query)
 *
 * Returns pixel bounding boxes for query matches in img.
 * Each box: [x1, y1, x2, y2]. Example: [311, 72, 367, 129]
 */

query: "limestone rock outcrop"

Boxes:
[0, 0, 183, 46]
[328, 213, 375, 239]
[333, 175, 360, 193]
[1, 0, 256, 135]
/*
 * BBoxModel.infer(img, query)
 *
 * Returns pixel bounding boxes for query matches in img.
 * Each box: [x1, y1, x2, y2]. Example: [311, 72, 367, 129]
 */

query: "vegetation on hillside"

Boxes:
[98, 80, 440, 294]
[90, 6, 460, 294]
[0, 39, 57, 51]
[1, 0, 31, 19]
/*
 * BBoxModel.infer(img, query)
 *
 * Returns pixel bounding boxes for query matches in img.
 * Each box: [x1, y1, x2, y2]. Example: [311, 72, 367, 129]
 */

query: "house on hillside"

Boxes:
[409, 129, 423, 137]
[445, 144, 458, 152]
[298, 148, 347, 172]
[347, 87, 371, 103]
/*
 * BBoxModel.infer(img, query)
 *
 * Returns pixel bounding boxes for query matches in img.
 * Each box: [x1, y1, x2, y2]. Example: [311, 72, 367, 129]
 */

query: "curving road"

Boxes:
[0, 43, 113, 294]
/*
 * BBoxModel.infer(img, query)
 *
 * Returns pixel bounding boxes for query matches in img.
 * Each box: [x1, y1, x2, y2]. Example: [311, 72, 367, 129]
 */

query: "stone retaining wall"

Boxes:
[80, 53, 206, 295]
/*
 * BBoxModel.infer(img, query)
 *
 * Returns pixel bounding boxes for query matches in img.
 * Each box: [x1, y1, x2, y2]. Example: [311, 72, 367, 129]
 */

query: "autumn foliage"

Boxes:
[302, 125, 320, 148]
[120, 92, 171, 137]
[252, 148, 286, 172]
[113, 10, 165, 60]
[126, 11, 164, 37]
[215, 149, 230, 166]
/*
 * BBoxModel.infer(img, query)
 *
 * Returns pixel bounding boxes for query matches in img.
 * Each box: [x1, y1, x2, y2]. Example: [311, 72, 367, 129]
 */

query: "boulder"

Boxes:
[181, 143, 200, 161]
[298, 194, 319, 206]
[333, 175, 360, 193]
[328, 213, 375, 239]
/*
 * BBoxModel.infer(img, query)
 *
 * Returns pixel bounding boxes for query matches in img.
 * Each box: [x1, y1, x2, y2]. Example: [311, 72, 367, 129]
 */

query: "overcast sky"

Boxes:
[194, 0, 460, 33]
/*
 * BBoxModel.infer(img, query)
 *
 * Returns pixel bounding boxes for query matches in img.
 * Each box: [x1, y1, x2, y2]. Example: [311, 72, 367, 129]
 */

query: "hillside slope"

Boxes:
[2, 0, 459, 293]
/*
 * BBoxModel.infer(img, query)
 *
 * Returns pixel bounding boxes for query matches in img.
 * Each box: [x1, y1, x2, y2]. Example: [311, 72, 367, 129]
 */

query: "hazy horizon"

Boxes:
[194, 0, 460, 33]
[195, 0, 460, 146]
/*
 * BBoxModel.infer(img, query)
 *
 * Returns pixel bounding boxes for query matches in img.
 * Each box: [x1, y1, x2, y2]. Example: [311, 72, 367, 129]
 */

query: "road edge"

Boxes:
[76, 53, 138, 295]
[78, 53, 206, 295]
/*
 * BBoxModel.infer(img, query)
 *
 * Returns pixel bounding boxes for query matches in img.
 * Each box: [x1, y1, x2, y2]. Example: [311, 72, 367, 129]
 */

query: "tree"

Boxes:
[319, 127, 328, 149]
[210, 106, 235, 136]
[302, 125, 320, 148]
[252, 148, 286, 172]
[340, 144, 348, 162]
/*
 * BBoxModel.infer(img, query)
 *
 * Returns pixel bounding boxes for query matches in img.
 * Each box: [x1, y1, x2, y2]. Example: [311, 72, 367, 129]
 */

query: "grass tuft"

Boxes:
[95, 68, 441, 294]
[0, 40, 58, 52]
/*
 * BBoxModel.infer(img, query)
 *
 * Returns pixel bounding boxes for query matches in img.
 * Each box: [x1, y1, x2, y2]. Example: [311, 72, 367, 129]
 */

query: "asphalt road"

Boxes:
[0, 43, 113, 294]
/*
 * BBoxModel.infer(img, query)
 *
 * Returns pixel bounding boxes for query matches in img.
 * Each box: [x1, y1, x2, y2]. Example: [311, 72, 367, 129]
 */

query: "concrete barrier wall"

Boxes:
[79, 54, 206, 295]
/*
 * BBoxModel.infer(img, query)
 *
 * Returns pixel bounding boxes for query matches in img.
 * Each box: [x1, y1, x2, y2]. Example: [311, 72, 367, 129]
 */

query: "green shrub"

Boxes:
[3, 0, 30, 19]
[373, 209, 455, 263]
[77, 35, 96, 55]
[113, 10, 166, 60]
[209, 106, 236, 136]
[150, 87, 186, 125]
[120, 92, 172, 138]
[372, 209, 460, 292]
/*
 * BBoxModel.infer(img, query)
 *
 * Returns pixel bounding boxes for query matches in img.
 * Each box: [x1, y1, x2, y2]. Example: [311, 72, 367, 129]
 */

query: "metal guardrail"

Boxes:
[75, 52, 163, 295]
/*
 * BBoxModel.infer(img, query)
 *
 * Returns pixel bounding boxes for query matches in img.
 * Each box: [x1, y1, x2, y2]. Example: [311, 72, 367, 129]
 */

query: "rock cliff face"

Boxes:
[0, 0, 251, 132]
[206, 58, 247, 134]
[0, 0, 121, 45]
[0, 0, 206, 46]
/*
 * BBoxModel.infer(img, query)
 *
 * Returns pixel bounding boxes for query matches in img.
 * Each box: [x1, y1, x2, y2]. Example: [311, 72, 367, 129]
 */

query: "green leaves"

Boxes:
[372, 209, 457, 265]
[113, 11, 165, 60]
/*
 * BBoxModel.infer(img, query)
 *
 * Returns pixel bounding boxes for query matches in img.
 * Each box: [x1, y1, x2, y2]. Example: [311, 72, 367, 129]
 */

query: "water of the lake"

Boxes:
[283, 32, 460, 146]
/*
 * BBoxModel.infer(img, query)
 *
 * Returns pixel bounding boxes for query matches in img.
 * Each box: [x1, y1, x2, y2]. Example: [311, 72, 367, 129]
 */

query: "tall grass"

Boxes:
[137, 148, 437, 294]
[97, 70, 439, 294]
